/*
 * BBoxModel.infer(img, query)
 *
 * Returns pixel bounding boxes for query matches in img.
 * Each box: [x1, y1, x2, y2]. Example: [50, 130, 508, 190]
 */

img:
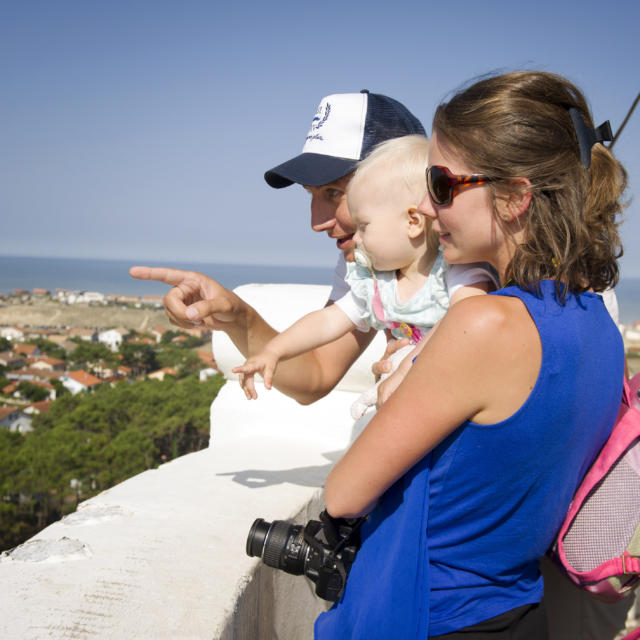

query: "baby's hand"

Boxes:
[371, 337, 410, 382]
[376, 366, 406, 409]
[375, 344, 417, 409]
[232, 350, 279, 400]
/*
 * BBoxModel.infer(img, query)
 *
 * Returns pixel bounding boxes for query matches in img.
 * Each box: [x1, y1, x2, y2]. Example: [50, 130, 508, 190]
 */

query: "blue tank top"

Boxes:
[315, 281, 624, 639]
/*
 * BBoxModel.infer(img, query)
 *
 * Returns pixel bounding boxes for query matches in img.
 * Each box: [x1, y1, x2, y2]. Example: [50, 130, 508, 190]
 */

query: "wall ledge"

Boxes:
[0, 283, 383, 639]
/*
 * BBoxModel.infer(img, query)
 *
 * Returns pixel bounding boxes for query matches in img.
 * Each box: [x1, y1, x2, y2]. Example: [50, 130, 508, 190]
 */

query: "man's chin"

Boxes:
[343, 249, 355, 262]
[337, 238, 355, 262]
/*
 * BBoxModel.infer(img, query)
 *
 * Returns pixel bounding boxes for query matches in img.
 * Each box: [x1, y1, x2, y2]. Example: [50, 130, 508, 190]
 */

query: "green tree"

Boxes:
[119, 342, 158, 371]
[16, 381, 50, 402]
[0, 430, 29, 549]
[50, 378, 70, 398]
[156, 347, 201, 377]
[70, 341, 115, 368]
[0, 373, 225, 552]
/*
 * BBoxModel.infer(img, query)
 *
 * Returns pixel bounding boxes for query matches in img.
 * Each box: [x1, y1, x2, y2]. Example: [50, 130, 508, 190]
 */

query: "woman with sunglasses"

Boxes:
[315, 71, 627, 639]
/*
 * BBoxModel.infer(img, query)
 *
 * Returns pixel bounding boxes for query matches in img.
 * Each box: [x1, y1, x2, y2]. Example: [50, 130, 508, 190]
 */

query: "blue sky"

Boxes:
[1, 1, 639, 276]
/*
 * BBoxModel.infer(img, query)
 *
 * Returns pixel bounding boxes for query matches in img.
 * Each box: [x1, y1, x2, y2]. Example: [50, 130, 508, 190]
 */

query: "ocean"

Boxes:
[0, 255, 333, 297]
[1, 255, 639, 324]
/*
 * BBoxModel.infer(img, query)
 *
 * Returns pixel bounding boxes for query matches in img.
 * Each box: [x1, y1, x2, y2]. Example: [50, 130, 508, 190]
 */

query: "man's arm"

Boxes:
[130, 266, 375, 404]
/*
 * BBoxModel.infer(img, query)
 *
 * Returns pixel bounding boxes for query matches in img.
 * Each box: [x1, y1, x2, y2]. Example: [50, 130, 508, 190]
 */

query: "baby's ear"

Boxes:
[407, 206, 427, 238]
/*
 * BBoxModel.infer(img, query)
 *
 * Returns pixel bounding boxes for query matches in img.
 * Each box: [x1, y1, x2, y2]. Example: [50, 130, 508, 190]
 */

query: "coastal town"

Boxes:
[2, 285, 640, 435]
[0, 287, 219, 435]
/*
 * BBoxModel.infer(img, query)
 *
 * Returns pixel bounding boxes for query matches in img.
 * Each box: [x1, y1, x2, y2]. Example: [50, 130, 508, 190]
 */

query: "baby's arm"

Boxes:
[233, 304, 357, 399]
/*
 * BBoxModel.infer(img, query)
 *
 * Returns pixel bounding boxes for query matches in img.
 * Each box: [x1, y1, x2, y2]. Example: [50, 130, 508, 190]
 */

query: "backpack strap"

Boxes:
[622, 376, 631, 408]
[622, 626, 640, 640]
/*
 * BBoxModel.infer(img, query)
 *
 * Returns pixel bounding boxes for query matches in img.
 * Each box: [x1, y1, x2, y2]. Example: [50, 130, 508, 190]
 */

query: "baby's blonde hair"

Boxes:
[349, 134, 429, 204]
[348, 135, 437, 253]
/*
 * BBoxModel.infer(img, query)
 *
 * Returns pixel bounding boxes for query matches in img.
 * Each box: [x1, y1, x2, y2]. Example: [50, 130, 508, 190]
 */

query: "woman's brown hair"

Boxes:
[433, 71, 627, 297]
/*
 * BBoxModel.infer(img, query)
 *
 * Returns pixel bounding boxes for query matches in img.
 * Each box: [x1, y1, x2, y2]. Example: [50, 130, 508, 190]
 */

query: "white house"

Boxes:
[0, 406, 33, 433]
[62, 370, 103, 395]
[30, 357, 65, 372]
[98, 328, 129, 352]
[0, 326, 24, 342]
[82, 292, 106, 304]
[199, 367, 219, 382]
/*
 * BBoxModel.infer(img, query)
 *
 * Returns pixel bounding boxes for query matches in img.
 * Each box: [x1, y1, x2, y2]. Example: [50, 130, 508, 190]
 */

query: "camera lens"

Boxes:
[246, 518, 270, 557]
[246, 518, 307, 575]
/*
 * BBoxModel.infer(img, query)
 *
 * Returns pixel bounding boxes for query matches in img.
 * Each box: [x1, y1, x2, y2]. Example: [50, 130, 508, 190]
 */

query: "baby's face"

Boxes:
[348, 178, 416, 272]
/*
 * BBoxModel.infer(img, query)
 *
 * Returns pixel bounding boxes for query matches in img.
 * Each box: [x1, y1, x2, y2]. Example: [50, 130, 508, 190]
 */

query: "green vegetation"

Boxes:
[0, 373, 225, 551]
[69, 340, 116, 368]
[119, 342, 158, 371]
[15, 381, 50, 402]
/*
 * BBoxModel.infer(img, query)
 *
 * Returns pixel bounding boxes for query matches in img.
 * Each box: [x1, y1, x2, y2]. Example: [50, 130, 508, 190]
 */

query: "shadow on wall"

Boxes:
[217, 450, 342, 489]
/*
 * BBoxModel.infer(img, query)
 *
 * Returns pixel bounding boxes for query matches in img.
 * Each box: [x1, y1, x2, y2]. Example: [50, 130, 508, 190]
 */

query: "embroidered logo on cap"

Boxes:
[307, 103, 332, 142]
[301, 93, 367, 160]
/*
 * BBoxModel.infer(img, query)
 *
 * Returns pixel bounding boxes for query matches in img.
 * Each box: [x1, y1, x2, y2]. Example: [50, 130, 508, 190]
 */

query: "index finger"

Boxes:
[129, 266, 191, 286]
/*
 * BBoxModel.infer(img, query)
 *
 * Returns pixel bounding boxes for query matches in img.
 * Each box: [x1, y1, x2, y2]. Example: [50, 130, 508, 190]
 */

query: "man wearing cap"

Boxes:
[131, 92, 632, 640]
[130, 90, 424, 404]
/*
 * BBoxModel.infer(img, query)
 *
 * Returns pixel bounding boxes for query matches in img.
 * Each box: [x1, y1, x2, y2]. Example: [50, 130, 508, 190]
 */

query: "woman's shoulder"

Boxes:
[449, 291, 529, 322]
[440, 293, 536, 350]
[425, 293, 541, 425]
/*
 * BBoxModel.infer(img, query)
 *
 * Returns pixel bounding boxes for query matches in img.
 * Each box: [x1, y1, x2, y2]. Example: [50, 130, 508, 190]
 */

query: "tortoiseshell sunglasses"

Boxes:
[426, 165, 497, 206]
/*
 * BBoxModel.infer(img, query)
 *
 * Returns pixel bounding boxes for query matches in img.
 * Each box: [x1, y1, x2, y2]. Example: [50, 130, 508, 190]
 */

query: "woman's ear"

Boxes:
[497, 178, 532, 222]
[407, 206, 427, 238]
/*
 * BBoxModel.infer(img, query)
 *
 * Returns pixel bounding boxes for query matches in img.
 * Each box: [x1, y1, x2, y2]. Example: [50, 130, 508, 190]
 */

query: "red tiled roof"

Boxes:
[0, 406, 18, 420]
[28, 401, 51, 413]
[67, 370, 103, 387]
[198, 350, 216, 365]
[14, 344, 37, 356]
[35, 356, 65, 366]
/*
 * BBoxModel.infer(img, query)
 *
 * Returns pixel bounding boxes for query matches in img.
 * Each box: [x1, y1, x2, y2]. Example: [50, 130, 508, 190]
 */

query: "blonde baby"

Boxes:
[233, 135, 496, 403]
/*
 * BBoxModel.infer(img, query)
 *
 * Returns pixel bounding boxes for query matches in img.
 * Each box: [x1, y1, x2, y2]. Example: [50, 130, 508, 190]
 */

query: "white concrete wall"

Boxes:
[0, 284, 385, 640]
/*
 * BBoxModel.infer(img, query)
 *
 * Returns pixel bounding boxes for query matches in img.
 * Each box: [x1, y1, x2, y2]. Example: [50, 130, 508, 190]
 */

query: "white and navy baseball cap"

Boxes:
[264, 90, 425, 188]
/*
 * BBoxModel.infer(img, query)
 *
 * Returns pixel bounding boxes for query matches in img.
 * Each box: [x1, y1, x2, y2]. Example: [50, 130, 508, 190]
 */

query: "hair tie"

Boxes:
[569, 107, 613, 169]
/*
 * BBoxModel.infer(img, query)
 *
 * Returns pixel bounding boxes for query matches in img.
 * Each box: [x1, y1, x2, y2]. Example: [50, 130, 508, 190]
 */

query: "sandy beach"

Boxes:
[0, 300, 172, 332]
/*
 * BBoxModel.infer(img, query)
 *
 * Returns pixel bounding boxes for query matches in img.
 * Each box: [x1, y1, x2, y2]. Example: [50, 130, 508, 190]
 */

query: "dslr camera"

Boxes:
[246, 509, 365, 602]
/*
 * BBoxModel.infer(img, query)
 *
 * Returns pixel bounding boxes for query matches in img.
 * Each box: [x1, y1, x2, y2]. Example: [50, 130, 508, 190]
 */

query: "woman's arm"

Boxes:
[325, 294, 541, 518]
[129, 266, 375, 404]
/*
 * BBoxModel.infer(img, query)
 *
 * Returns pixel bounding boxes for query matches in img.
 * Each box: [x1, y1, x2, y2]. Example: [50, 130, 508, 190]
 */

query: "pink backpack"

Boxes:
[549, 372, 640, 605]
